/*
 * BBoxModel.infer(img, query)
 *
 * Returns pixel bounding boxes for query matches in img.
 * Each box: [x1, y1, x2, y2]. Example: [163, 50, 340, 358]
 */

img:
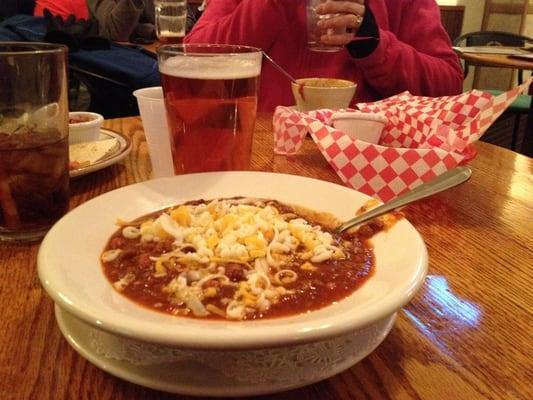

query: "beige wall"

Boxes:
[523, 0, 533, 37]
[437, 0, 486, 35]
[437, 0, 487, 90]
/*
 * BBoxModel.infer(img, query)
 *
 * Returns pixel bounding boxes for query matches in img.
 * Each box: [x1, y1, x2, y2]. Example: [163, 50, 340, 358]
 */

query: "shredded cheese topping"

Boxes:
[104, 198, 347, 320]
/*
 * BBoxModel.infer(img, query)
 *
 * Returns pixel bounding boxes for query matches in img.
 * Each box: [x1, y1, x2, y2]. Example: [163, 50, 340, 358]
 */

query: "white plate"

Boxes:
[54, 304, 252, 396]
[56, 304, 390, 396]
[69, 129, 131, 178]
[38, 172, 427, 349]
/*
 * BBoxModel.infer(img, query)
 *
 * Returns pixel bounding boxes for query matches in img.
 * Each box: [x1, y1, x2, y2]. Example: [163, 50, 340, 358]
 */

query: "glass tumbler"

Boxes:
[158, 44, 262, 174]
[306, 0, 344, 52]
[154, 0, 188, 44]
[0, 43, 70, 242]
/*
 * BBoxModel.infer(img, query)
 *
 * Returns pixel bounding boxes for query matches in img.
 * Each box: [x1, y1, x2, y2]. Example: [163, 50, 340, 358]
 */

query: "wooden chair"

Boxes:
[453, 31, 533, 150]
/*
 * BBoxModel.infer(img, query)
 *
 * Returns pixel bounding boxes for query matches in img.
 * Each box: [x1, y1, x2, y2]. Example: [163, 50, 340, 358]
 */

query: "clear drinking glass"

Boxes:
[0, 43, 70, 242]
[157, 44, 262, 174]
[154, 0, 188, 44]
[307, 0, 343, 52]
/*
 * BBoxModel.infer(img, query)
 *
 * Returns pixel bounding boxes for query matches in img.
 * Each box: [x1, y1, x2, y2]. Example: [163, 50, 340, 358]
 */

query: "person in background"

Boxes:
[87, 0, 155, 42]
[185, 0, 463, 112]
[34, 0, 89, 20]
[187, 0, 207, 33]
[1, 0, 35, 20]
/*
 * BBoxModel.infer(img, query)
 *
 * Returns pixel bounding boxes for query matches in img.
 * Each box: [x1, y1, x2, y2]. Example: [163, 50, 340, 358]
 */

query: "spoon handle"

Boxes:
[335, 166, 472, 233]
[262, 52, 297, 83]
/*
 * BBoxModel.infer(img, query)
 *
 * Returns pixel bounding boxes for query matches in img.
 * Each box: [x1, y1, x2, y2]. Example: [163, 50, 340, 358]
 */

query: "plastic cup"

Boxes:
[133, 87, 175, 178]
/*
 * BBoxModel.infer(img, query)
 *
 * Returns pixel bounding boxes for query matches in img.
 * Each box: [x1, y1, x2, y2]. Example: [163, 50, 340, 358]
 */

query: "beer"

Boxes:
[158, 46, 262, 173]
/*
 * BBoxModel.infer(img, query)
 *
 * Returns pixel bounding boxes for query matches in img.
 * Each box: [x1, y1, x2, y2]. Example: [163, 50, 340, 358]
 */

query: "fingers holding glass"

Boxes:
[316, 0, 365, 16]
[315, 1, 365, 46]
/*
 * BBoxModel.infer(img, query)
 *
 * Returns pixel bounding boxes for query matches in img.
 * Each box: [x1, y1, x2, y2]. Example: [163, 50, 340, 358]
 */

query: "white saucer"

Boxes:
[55, 304, 322, 397]
[69, 129, 131, 179]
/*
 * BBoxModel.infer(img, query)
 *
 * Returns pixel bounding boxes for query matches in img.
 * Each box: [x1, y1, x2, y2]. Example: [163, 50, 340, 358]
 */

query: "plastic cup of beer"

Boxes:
[307, 0, 343, 52]
[0, 42, 70, 242]
[133, 86, 175, 178]
[157, 44, 262, 174]
[154, 0, 187, 44]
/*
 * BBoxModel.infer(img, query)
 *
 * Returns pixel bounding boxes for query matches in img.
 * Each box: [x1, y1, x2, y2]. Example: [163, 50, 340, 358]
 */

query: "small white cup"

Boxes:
[68, 111, 104, 144]
[331, 111, 387, 144]
[133, 86, 174, 178]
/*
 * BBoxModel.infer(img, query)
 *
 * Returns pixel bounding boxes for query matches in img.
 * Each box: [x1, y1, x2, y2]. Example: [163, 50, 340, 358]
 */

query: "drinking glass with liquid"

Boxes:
[157, 44, 262, 174]
[155, 0, 187, 44]
[307, 0, 344, 52]
[0, 43, 70, 242]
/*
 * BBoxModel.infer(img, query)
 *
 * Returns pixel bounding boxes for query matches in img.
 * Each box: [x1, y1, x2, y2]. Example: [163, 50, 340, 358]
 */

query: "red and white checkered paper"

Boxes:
[273, 79, 531, 202]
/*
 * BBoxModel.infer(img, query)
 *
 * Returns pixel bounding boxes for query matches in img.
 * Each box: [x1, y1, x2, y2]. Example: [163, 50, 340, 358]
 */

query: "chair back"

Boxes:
[453, 31, 532, 47]
[453, 31, 533, 83]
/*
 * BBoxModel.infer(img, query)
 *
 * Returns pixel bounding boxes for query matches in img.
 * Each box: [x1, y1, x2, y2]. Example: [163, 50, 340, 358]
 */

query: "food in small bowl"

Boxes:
[331, 111, 388, 144]
[37, 172, 427, 396]
[68, 111, 103, 145]
[291, 78, 356, 112]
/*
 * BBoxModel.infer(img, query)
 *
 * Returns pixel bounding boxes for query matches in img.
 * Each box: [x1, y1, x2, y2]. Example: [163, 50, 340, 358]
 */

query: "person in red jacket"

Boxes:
[185, 0, 463, 112]
[34, 0, 89, 20]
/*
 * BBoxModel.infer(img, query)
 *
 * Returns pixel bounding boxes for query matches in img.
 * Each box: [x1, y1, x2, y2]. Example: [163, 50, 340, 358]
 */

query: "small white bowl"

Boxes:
[69, 111, 104, 144]
[291, 78, 357, 112]
[331, 111, 387, 143]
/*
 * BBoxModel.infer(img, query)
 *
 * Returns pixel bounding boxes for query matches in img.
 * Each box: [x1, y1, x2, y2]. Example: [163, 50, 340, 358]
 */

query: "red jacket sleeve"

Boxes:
[185, 0, 298, 52]
[356, 1, 463, 98]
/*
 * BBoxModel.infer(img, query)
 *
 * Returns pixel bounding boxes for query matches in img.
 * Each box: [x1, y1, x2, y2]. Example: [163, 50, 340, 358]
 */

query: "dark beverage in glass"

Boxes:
[0, 43, 70, 241]
[158, 44, 262, 173]
[158, 35, 184, 45]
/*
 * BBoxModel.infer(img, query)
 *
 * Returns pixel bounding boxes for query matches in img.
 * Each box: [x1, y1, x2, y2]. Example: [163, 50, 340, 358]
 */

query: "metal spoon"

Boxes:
[262, 52, 298, 83]
[335, 166, 472, 233]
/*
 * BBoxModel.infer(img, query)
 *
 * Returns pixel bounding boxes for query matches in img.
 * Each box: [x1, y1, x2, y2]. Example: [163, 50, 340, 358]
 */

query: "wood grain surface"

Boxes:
[0, 114, 532, 400]
[456, 51, 533, 70]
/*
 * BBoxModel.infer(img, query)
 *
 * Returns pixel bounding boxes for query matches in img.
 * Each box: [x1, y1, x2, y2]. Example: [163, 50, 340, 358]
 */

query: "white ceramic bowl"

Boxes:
[331, 111, 388, 143]
[291, 78, 357, 112]
[69, 111, 104, 144]
[38, 172, 427, 395]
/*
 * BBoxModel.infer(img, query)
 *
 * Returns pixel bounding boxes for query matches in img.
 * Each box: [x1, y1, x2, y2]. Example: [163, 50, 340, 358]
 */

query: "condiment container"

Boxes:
[331, 111, 387, 143]
[68, 111, 104, 144]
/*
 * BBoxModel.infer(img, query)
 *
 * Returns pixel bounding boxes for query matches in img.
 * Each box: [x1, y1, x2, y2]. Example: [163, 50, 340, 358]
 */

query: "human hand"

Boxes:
[315, 0, 365, 46]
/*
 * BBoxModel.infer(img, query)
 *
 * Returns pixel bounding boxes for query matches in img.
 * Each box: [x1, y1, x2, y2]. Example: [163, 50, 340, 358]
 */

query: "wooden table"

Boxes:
[455, 50, 533, 157]
[1, 114, 532, 400]
[457, 51, 533, 70]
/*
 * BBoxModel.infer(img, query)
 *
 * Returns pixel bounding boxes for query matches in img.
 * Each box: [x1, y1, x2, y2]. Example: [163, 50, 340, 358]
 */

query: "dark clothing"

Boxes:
[87, 0, 155, 41]
[0, 0, 35, 20]
[186, 3, 203, 33]
[0, 15, 159, 90]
